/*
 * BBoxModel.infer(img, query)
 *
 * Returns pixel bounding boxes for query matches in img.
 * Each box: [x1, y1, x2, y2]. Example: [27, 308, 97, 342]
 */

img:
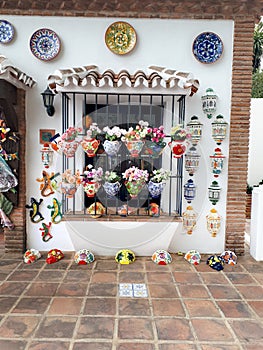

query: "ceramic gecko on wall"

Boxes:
[25, 197, 44, 223]
[39, 222, 53, 242]
[47, 198, 63, 224]
[36, 170, 55, 197]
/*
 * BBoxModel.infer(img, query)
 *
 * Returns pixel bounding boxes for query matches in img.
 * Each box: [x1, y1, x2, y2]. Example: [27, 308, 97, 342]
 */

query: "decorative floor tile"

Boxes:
[119, 283, 148, 297]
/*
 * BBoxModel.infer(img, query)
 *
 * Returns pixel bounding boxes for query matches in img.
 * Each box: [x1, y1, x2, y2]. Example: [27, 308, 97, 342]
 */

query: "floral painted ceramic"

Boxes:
[193, 32, 223, 64]
[0, 20, 15, 43]
[30, 28, 61, 61]
[105, 21, 136, 55]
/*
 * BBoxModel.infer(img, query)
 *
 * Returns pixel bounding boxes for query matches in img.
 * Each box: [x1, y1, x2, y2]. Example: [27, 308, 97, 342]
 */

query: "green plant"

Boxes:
[252, 70, 263, 97]
[253, 22, 263, 73]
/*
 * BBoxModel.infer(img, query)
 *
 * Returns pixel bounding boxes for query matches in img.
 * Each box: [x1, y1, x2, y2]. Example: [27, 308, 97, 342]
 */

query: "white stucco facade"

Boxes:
[0, 16, 234, 255]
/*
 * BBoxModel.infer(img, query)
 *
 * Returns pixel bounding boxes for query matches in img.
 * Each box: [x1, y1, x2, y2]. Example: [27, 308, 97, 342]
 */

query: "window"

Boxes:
[60, 92, 185, 218]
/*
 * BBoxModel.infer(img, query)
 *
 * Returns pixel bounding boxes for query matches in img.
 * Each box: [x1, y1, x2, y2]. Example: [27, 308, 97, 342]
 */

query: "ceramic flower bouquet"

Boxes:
[122, 166, 149, 198]
[121, 120, 149, 157]
[60, 169, 82, 198]
[59, 126, 82, 157]
[82, 164, 103, 197]
[103, 126, 126, 156]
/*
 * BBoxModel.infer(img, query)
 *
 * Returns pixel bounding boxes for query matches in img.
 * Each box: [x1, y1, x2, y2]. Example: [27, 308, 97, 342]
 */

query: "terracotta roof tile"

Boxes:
[48, 65, 199, 95]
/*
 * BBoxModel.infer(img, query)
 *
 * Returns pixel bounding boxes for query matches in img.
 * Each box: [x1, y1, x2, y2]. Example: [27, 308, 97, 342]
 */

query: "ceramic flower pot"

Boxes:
[125, 180, 145, 198]
[147, 180, 166, 198]
[168, 140, 187, 158]
[103, 181, 121, 197]
[58, 139, 79, 158]
[83, 180, 101, 197]
[124, 140, 145, 158]
[81, 137, 100, 158]
[103, 140, 121, 157]
[60, 181, 77, 198]
[143, 141, 166, 158]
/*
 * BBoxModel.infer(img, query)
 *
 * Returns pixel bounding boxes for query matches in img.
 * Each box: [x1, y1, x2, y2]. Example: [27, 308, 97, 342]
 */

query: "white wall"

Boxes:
[248, 99, 263, 186]
[1, 16, 234, 255]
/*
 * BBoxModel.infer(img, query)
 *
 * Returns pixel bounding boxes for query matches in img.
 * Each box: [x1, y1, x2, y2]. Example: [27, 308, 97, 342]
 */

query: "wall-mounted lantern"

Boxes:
[183, 205, 197, 235]
[186, 115, 203, 146]
[211, 114, 228, 145]
[206, 208, 221, 237]
[210, 147, 225, 177]
[208, 180, 221, 205]
[184, 179, 196, 203]
[41, 86, 55, 117]
[185, 146, 201, 176]
[201, 88, 217, 119]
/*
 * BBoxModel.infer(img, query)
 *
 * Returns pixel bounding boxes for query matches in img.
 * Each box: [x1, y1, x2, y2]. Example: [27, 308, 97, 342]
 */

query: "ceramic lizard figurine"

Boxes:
[25, 197, 44, 223]
[47, 198, 63, 224]
[36, 170, 55, 197]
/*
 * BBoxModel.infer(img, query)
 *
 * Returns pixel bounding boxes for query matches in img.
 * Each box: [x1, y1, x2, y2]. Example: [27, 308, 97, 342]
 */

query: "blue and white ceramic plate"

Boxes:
[30, 28, 61, 61]
[0, 20, 15, 44]
[193, 32, 223, 64]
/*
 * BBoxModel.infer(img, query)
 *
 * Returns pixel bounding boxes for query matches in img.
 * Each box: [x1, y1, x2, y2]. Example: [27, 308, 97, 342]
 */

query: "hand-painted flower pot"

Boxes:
[58, 139, 79, 158]
[168, 140, 187, 158]
[148, 180, 166, 198]
[103, 140, 121, 157]
[103, 181, 121, 197]
[83, 180, 101, 197]
[143, 141, 166, 158]
[124, 140, 145, 158]
[81, 138, 100, 158]
[60, 181, 77, 198]
[125, 180, 145, 198]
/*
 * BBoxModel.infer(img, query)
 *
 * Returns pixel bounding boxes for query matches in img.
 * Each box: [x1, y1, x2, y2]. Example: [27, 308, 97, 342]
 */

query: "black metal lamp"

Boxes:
[41, 86, 55, 117]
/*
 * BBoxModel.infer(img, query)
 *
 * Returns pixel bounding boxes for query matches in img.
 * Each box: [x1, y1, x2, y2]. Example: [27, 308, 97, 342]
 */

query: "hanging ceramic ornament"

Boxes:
[206, 208, 221, 237]
[211, 115, 228, 145]
[185, 146, 201, 176]
[208, 180, 221, 205]
[182, 205, 197, 235]
[210, 148, 225, 177]
[201, 88, 218, 119]
[184, 179, 196, 203]
[40, 143, 53, 168]
[186, 115, 203, 146]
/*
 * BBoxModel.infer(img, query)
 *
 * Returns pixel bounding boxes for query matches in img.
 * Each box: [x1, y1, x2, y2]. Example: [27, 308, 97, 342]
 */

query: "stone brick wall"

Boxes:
[4, 88, 26, 252]
[0, 0, 261, 254]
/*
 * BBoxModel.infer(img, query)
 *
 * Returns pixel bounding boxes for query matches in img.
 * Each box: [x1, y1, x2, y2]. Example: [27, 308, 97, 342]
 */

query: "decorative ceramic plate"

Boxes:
[30, 28, 61, 61]
[0, 20, 15, 44]
[192, 32, 223, 64]
[105, 21, 136, 55]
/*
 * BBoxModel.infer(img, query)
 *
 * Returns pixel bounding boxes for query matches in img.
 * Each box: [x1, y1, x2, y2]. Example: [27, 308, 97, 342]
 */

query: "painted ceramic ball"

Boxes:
[74, 249, 95, 265]
[115, 249, 135, 264]
[151, 249, 172, 265]
[206, 254, 224, 271]
[220, 250, 237, 265]
[23, 249, 41, 264]
[184, 250, 201, 265]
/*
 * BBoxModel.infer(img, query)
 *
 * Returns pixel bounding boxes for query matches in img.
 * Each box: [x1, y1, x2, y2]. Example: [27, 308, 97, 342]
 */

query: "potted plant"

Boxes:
[122, 166, 149, 198]
[169, 124, 191, 158]
[58, 126, 82, 158]
[60, 169, 82, 198]
[121, 120, 149, 157]
[148, 168, 171, 198]
[81, 122, 102, 157]
[103, 125, 126, 156]
[103, 170, 122, 197]
[144, 125, 167, 158]
[82, 164, 103, 197]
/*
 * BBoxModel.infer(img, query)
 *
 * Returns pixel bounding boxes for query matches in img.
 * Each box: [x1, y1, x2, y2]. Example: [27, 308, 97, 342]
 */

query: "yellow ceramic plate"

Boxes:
[105, 21, 136, 55]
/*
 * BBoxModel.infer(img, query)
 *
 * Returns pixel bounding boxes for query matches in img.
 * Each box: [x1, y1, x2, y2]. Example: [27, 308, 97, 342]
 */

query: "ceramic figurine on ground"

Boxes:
[23, 249, 41, 264]
[74, 249, 95, 265]
[115, 249, 135, 264]
[151, 249, 172, 265]
[46, 249, 64, 264]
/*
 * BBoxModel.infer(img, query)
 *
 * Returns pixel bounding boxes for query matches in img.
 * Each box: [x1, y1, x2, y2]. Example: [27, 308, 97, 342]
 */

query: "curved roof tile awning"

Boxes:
[0, 55, 36, 89]
[48, 65, 199, 96]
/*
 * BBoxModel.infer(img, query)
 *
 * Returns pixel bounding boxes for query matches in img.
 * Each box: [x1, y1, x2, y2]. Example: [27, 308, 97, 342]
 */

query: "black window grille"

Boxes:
[61, 92, 185, 218]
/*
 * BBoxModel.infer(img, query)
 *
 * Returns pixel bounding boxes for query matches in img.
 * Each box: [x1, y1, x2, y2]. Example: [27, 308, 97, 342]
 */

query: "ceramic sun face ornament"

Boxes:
[151, 249, 172, 265]
[115, 249, 135, 264]
[74, 249, 95, 265]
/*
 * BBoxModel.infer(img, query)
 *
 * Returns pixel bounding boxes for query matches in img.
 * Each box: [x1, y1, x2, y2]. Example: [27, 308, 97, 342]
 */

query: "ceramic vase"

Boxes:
[58, 139, 79, 158]
[168, 140, 187, 158]
[143, 141, 166, 158]
[148, 180, 166, 198]
[124, 140, 145, 158]
[125, 180, 145, 199]
[81, 137, 100, 158]
[83, 180, 101, 197]
[60, 181, 77, 198]
[103, 140, 121, 157]
[103, 181, 121, 197]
